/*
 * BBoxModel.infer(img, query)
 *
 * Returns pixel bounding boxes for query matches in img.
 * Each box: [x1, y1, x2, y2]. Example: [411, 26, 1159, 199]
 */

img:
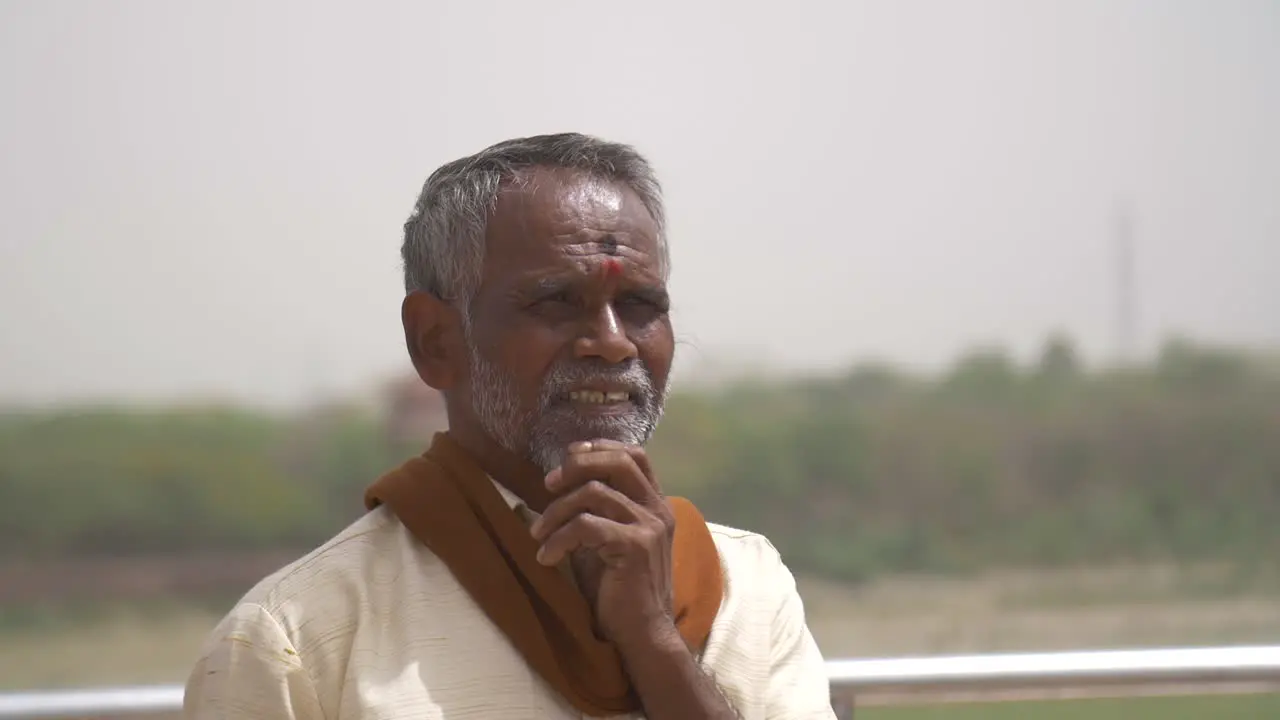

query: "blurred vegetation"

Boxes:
[2, 336, 1278, 585]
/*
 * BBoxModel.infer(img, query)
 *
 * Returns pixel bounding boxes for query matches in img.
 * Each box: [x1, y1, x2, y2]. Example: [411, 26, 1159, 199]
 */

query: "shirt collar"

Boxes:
[490, 478, 543, 525]
[490, 478, 524, 510]
[491, 478, 575, 587]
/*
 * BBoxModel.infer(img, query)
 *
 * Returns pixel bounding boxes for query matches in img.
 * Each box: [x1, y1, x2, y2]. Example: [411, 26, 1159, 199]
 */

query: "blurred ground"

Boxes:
[859, 693, 1280, 719]
[798, 561, 1280, 656]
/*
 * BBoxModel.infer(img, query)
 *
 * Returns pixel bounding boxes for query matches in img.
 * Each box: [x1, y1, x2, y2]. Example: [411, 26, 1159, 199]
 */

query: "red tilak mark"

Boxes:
[603, 258, 623, 277]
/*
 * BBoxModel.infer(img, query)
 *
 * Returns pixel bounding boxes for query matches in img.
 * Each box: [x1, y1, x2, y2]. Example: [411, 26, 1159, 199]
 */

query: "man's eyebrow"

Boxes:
[512, 272, 668, 299]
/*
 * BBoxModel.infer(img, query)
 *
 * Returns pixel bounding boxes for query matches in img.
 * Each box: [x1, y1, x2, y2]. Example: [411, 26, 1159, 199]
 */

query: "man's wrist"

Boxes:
[610, 613, 683, 657]
[612, 618, 739, 720]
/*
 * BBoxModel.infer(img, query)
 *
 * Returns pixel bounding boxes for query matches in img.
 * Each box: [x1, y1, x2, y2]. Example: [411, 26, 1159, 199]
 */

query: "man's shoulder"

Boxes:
[706, 520, 777, 551]
[705, 520, 789, 576]
[235, 505, 412, 615]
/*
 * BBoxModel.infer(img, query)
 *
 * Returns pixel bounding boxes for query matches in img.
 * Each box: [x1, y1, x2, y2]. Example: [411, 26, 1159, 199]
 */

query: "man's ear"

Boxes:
[402, 291, 464, 391]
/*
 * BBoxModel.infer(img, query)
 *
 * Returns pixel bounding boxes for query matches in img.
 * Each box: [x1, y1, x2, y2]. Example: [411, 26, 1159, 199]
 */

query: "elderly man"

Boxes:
[184, 133, 836, 719]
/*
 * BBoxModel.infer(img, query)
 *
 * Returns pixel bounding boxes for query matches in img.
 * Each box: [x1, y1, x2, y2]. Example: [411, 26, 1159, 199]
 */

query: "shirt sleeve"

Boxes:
[183, 602, 325, 720]
[765, 546, 839, 720]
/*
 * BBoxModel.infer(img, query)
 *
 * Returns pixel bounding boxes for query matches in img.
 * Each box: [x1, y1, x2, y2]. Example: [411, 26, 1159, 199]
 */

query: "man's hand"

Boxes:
[528, 438, 677, 648]
[529, 439, 739, 719]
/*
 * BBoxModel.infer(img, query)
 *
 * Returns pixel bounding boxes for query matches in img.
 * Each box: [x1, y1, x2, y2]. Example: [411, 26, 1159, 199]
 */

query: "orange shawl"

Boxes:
[364, 432, 724, 717]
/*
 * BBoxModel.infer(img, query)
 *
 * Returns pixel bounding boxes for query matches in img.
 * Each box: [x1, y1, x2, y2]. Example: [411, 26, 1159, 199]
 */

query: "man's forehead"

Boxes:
[557, 174, 624, 215]
[488, 169, 658, 253]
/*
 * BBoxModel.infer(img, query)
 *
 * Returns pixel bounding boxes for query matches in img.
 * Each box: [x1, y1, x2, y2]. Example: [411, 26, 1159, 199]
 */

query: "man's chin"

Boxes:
[528, 414, 651, 464]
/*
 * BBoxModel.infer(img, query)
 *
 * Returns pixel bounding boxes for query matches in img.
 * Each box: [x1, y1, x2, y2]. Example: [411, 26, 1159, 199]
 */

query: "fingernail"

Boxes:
[536, 547, 550, 565]
[568, 441, 593, 454]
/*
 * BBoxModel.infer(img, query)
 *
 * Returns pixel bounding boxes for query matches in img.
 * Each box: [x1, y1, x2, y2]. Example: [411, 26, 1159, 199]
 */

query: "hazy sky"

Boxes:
[2, 1, 1277, 408]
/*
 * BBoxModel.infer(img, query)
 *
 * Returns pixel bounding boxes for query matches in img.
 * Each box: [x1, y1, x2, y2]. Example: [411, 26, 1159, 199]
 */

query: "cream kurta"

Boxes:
[183, 483, 837, 719]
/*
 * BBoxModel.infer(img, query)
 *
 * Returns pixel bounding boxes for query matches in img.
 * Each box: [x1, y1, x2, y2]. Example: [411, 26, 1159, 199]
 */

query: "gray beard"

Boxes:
[465, 345, 668, 473]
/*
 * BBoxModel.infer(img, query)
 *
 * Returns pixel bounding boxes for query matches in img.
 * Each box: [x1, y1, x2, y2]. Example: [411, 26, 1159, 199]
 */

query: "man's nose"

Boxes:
[574, 303, 638, 364]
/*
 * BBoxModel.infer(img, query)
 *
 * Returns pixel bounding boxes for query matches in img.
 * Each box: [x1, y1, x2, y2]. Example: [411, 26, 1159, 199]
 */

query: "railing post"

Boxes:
[831, 693, 855, 719]
[829, 686, 860, 712]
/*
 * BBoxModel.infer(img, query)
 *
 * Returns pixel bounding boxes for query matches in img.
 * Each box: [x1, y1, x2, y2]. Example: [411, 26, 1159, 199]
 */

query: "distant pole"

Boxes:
[1113, 202, 1137, 364]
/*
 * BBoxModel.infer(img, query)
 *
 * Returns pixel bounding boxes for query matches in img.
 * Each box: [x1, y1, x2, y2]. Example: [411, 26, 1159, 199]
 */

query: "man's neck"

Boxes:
[442, 421, 556, 513]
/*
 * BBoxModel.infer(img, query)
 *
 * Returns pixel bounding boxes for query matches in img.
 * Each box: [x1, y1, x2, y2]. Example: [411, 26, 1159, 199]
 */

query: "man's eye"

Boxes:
[618, 294, 668, 312]
[536, 291, 573, 305]
[529, 291, 577, 311]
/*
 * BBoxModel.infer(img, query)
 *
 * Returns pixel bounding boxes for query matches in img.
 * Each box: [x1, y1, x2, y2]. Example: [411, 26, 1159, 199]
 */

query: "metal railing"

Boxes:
[1, 645, 1278, 718]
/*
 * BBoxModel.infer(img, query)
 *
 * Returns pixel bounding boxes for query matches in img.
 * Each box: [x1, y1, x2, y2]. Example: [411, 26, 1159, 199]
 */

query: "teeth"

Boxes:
[569, 390, 630, 404]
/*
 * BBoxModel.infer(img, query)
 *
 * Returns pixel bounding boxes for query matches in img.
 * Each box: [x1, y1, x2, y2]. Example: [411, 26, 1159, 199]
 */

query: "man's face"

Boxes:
[459, 168, 674, 472]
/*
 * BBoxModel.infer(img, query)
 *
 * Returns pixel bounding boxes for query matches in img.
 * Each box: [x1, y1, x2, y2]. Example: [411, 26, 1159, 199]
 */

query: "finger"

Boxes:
[571, 438, 654, 477]
[530, 479, 640, 543]
[547, 448, 655, 504]
[623, 445, 658, 494]
[537, 512, 632, 566]
[568, 439, 659, 494]
[567, 438, 633, 456]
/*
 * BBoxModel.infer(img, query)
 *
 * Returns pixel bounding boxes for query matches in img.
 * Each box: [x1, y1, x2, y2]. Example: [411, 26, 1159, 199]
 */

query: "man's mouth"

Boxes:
[567, 389, 632, 405]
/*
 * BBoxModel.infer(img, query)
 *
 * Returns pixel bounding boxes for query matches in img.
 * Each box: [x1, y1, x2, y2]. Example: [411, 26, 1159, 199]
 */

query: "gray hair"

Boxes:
[401, 133, 669, 306]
